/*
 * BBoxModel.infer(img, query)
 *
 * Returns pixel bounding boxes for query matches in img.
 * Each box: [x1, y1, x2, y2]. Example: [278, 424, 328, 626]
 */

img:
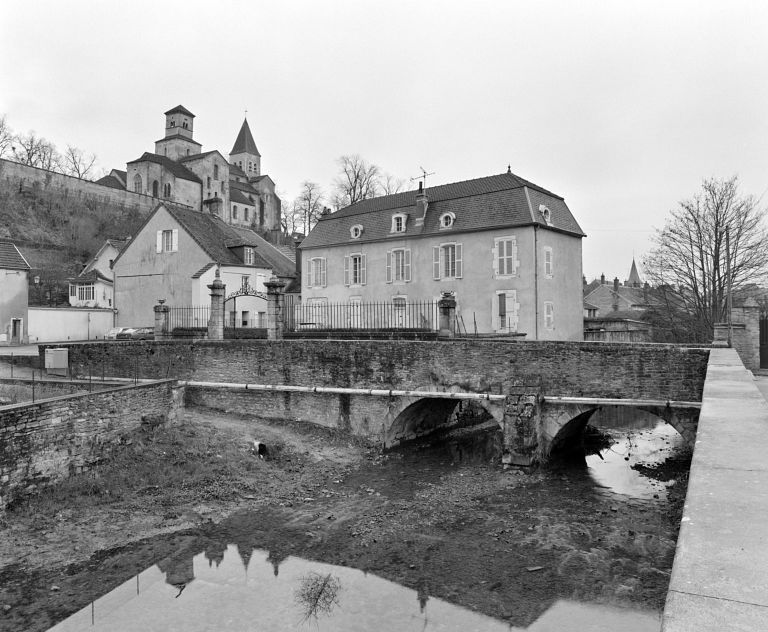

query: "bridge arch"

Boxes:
[383, 392, 505, 449]
[539, 402, 700, 463]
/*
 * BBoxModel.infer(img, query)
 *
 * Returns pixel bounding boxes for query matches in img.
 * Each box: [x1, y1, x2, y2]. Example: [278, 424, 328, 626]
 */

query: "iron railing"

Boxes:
[284, 297, 439, 332]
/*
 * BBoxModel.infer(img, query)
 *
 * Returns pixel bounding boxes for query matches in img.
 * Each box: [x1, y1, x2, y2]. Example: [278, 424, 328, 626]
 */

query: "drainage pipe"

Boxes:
[542, 396, 701, 409]
[180, 380, 508, 401]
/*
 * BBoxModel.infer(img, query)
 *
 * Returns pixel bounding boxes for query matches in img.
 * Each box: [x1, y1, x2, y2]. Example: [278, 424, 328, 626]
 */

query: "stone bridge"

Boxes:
[55, 339, 709, 465]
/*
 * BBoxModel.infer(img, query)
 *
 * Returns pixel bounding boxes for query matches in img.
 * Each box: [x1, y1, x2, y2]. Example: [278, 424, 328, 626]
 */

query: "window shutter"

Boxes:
[498, 292, 506, 330]
[433, 246, 440, 280]
[344, 255, 350, 286]
[507, 291, 519, 331]
[156, 230, 162, 253]
[404, 249, 411, 282]
[455, 243, 463, 278]
[361, 254, 367, 285]
[321, 258, 327, 287]
[386, 251, 392, 283]
[172, 229, 179, 252]
[492, 240, 499, 276]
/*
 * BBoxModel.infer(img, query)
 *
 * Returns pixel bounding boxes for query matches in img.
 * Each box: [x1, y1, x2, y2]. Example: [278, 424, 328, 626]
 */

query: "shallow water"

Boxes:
[47, 544, 659, 632]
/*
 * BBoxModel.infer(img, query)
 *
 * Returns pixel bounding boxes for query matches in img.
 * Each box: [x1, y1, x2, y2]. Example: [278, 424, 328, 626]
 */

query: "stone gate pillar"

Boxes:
[438, 291, 456, 338]
[265, 276, 287, 340]
[207, 268, 225, 341]
[153, 299, 170, 341]
[501, 391, 540, 466]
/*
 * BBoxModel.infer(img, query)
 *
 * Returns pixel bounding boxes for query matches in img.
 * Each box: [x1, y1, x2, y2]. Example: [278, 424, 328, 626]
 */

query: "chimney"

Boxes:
[613, 277, 619, 292]
[293, 236, 303, 278]
[643, 281, 649, 304]
[600, 273, 605, 285]
[612, 277, 619, 311]
[415, 183, 429, 227]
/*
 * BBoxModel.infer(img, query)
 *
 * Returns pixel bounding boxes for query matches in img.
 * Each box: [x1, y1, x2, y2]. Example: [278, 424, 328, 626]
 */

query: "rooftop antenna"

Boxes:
[410, 166, 435, 190]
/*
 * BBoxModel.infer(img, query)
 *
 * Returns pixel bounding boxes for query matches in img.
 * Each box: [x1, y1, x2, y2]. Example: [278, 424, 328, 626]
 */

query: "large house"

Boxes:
[68, 238, 129, 309]
[0, 241, 30, 344]
[112, 203, 295, 328]
[97, 105, 281, 233]
[299, 170, 585, 339]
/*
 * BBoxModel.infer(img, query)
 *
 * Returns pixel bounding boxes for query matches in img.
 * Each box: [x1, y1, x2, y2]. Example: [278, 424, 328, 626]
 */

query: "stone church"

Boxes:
[96, 105, 281, 232]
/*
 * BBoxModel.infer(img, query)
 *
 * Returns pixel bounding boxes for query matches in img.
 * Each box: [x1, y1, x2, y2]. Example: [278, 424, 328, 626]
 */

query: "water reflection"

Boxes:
[46, 543, 659, 632]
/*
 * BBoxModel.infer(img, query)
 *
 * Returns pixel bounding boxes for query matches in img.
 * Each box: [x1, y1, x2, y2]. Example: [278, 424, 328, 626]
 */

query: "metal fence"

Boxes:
[284, 297, 439, 332]
[168, 306, 210, 331]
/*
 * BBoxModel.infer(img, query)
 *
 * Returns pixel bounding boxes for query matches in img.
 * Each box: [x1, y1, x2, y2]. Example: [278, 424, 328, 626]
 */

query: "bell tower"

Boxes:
[230, 117, 261, 178]
[155, 105, 202, 160]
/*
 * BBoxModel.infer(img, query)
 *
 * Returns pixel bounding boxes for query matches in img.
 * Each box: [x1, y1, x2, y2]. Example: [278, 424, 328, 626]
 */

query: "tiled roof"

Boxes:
[178, 150, 221, 163]
[230, 187, 253, 205]
[94, 174, 126, 190]
[276, 245, 296, 263]
[154, 133, 202, 147]
[127, 152, 202, 183]
[0, 242, 30, 270]
[228, 226, 296, 277]
[230, 180, 258, 196]
[112, 169, 127, 184]
[229, 163, 247, 178]
[72, 269, 112, 283]
[165, 105, 195, 117]
[191, 262, 217, 279]
[301, 172, 584, 249]
[230, 119, 260, 157]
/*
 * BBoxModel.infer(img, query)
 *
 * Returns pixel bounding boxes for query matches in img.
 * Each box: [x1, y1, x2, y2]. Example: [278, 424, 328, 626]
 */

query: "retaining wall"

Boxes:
[0, 379, 181, 508]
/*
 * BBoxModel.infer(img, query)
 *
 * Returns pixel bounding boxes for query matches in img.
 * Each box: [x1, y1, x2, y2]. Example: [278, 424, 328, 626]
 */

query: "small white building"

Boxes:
[68, 238, 128, 309]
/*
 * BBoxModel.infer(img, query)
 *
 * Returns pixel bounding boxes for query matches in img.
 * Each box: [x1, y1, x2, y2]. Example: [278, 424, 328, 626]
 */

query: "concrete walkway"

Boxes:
[662, 348, 768, 631]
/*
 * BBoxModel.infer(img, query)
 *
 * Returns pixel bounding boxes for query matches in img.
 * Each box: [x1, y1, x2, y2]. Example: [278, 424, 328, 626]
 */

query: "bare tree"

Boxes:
[380, 172, 406, 195]
[291, 181, 325, 234]
[642, 176, 768, 342]
[62, 145, 97, 179]
[13, 131, 61, 171]
[332, 154, 381, 209]
[0, 115, 13, 159]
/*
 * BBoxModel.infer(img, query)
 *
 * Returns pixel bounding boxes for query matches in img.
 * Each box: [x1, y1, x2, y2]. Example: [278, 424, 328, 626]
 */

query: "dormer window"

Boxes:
[244, 247, 254, 265]
[439, 212, 456, 229]
[391, 213, 407, 233]
[539, 204, 552, 226]
[350, 224, 363, 239]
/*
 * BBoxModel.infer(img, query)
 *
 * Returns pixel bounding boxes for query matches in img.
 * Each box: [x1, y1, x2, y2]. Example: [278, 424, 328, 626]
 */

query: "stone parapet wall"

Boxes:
[0, 158, 159, 215]
[54, 339, 710, 402]
[0, 380, 181, 508]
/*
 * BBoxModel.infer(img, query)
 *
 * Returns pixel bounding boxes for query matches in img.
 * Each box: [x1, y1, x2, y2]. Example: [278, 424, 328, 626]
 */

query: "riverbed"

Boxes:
[0, 406, 689, 632]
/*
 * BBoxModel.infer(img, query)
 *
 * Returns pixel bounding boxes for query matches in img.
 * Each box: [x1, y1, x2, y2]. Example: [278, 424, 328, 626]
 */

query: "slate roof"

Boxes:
[94, 174, 126, 190]
[165, 105, 195, 117]
[230, 119, 260, 156]
[229, 163, 247, 178]
[127, 152, 202, 183]
[191, 262, 217, 279]
[154, 132, 202, 147]
[112, 169, 127, 184]
[301, 172, 584, 249]
[230, 180, 258, 195]
[0, 242, 30, 270]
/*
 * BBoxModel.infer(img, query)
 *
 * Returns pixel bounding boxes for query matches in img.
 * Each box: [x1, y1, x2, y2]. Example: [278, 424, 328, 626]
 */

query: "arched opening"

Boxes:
[133, 174, 142, 193]
[385, 397, 504, 462]
[152, 180, 159, 197]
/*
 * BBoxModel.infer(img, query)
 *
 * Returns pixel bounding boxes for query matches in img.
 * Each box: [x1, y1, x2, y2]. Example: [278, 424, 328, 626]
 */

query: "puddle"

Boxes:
[47, 544, 659, 632]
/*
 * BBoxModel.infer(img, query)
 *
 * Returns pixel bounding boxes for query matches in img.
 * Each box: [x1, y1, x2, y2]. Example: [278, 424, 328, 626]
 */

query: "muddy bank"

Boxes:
[0, 409, 689, 631]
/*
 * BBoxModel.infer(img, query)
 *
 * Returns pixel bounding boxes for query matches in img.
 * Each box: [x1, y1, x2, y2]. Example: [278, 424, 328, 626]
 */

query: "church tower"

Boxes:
[230, 118, 261, 178]
[627, 258, 642, 287]
[155, 105, 202, 160]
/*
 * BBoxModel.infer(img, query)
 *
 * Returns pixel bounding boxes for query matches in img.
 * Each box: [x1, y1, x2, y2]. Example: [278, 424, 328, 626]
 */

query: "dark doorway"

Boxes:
[11, 318, 21, 344]
[760, 312, 768, 368]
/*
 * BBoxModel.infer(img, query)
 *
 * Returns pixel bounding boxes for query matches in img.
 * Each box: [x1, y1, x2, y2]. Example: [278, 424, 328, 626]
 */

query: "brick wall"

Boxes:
[55, 339, 710, 401]
[0, 380, 181, 508]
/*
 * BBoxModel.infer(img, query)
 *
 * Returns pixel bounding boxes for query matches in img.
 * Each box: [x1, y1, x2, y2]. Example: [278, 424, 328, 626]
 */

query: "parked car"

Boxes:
[116, 327, 154, 340]
[106, 327, 131, 340]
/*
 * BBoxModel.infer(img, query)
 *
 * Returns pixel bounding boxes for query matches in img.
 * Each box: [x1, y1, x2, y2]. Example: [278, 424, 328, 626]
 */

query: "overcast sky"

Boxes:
[2, 1, 767, 281]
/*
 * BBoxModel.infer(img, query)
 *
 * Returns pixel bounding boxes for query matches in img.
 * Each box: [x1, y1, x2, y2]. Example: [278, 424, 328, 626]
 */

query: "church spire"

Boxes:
[230, 118, 260, 157]
[627, 258, 642, 287]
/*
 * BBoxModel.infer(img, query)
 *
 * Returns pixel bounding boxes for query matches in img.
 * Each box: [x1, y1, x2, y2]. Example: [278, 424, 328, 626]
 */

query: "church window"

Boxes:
[163, 183, 172, 198]
[152, 180, 159, 197]
[214, 165, 219, 180]
[186, 149, 190, 156]
[170, 120, 175, 128]
[244, 208, 249, 222]
[133, 174, 142, 193]
[207, 176, 211, 189]
[233, 205, 239, 220]
[182, 119, 188, 129]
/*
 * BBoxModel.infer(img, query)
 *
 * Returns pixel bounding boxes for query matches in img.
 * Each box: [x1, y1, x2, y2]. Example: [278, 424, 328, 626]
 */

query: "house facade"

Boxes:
[112, 204, 295, 328]
[299, 171, 585, 340]
[0, 242, 30, 344]
[68, 238, 128, 309]
[99, 106, 281, 233]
